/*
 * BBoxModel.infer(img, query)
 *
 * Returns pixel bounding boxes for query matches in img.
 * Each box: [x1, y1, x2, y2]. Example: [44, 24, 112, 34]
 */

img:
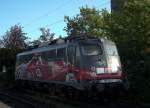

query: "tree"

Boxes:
[64, 2, 150, 102]
[0, 39, 3, 48]
[0, 24, 28, 49]
[0, 48, 22, 81]
[30, 27, 55, 46]
[64, 6, 109, 37]
[104, 0, 150, 101]
[103, 0, 150, 72]
[29, 40, 41, 47]
[39, 27, 54, 42]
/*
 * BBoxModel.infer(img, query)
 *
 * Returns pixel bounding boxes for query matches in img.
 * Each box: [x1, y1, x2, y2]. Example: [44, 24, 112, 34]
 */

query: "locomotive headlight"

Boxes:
[111, 57, 119, 72]
[108, 56, 121, 73]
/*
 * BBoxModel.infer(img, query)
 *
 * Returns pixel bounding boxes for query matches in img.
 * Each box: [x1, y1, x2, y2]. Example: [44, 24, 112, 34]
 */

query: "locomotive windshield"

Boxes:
[105, 44, 118, 56]
[103, 41, 121, 73]
[81, 44, 102, 56]
[79, 40, 121, 73]
[79, 43, 104, 71]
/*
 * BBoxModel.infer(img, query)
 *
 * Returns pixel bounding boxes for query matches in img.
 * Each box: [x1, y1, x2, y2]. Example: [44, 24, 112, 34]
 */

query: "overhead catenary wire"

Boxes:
[24, 0, 72, 27]
[27, 1, 110, 35]
[28, 19, 64, 34]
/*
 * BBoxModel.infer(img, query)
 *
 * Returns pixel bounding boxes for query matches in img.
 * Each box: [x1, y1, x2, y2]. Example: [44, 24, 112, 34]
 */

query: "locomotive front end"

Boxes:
[95, 39, 128, 92]
[78, 38, 129, 93]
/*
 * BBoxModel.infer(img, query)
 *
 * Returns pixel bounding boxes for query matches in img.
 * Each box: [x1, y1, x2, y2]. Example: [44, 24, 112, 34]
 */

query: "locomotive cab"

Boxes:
[67, 37, 129, 92]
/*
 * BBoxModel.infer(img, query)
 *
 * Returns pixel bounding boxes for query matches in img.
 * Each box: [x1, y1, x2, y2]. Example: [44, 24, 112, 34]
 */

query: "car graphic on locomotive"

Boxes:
[15, 36, 129, 96]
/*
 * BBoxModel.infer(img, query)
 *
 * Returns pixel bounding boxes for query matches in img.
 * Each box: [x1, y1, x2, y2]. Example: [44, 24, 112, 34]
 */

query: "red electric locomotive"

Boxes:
[15, 36, 129, 96]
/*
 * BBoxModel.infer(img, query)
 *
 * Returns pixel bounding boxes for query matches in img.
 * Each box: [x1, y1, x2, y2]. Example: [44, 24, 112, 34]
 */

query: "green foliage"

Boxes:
[64, 6, 110, 37]
[106, 0, 150, 90]
[0, 48, 23, 81]
[64, 1, 150, 102]
[107, 0, 150, 102]
[0, 24, 28, 49]
[30, 27, 55, 46]
[106, 0, 150, 102]
[39, 27, 54, 42]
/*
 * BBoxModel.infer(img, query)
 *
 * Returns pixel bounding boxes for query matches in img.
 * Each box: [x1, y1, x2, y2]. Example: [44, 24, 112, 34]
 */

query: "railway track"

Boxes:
[0, 87, 86, 108]
[0, 90, 46, 108]
[0, 87, 149, 108]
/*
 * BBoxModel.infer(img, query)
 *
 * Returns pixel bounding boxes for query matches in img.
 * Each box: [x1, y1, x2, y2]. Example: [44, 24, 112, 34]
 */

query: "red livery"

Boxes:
[15, 36, 129, 93]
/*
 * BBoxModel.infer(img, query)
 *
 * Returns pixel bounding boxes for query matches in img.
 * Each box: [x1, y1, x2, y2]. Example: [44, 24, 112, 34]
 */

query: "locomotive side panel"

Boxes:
[15, 47, 68, 82]
[15, 37, 129, 92]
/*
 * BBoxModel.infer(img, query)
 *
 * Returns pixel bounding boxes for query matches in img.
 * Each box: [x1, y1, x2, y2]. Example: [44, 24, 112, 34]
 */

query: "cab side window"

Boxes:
[68, 46, 75, 65]
[57, 48, 66, 62]
[18, 54, 32, 65]
[75, 46, 81, 67]
[47, 50, 56, 61]
[41, 51, 48, 61]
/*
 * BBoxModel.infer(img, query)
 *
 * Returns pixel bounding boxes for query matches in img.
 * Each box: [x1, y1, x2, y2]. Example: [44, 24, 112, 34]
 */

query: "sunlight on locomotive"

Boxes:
[110, 56, 120, 73]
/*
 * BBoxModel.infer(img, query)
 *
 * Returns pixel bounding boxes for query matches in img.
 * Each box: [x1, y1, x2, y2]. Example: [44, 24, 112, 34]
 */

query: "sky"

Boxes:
[0, 0, 111, 40]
